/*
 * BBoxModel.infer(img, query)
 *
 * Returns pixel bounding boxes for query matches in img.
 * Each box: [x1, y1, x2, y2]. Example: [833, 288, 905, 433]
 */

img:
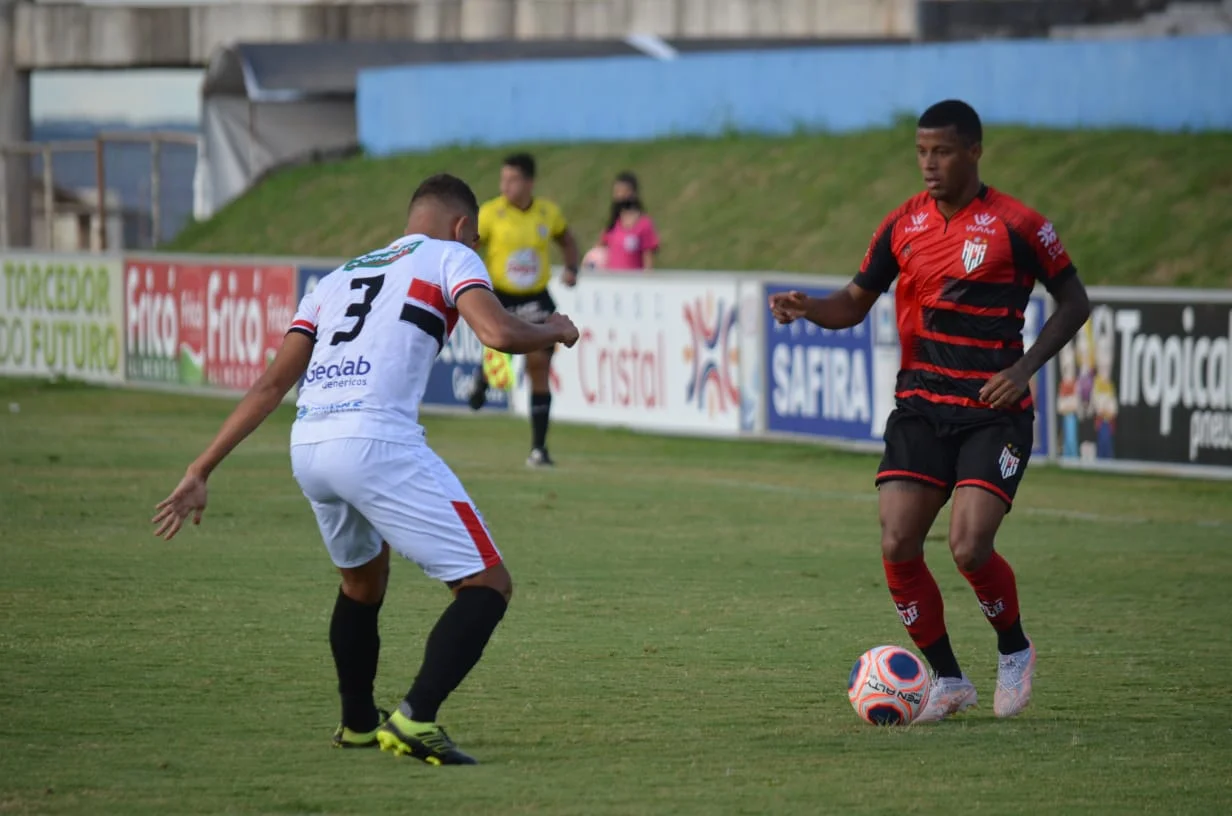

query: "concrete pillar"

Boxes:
[460, 0, 515, 39]
[0, 0, 30, 248]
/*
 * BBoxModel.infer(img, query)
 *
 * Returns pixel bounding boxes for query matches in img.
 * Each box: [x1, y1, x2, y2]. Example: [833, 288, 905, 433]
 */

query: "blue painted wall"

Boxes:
[357, 35, 1232, 155]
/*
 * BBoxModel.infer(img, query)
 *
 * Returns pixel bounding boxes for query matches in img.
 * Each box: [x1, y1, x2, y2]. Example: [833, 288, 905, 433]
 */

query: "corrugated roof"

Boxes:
[203, 37, 900, 101]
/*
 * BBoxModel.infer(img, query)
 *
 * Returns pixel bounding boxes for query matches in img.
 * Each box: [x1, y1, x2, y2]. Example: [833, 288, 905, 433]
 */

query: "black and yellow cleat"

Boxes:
[331, 708, 391, 749]
[376, 709, 478, 765]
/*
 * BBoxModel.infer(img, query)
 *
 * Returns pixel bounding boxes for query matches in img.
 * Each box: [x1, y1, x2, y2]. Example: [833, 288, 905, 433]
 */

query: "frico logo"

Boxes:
[1037, 221, 1065, 261]
[125, 262, 206, 385]
[303, 355, 372, 390]
[682, 294, 739, 417]
[204, 266, 296, 391]
[998, 443, 1021, 479]
[1109, 305, 1232, 461]
[967, 213, 998, 235]
[961, 237, 988, 274]
[904, 211, 929, 234]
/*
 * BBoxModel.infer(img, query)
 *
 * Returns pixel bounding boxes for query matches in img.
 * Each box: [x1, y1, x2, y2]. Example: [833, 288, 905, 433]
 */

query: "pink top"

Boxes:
[600, 214, 660, 270]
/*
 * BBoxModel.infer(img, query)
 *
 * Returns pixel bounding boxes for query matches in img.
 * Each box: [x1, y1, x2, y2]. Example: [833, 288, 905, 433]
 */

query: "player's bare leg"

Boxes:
[879, 481, 978, 722]
[950, 487, 1035, 718]
[378, 562, 513, 765]
[525, 346, 555, 466]
[331, 542, 392, 747]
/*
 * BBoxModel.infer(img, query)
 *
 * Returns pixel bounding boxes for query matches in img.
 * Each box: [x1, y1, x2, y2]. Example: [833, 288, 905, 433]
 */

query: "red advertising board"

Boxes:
[124, 258, 208, 386]
[124, 258, 296, 391]
[201, 263, 297, 391]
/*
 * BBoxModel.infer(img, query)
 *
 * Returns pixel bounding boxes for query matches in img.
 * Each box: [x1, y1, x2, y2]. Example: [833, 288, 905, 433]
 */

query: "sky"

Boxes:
[31, 69, 204, 125]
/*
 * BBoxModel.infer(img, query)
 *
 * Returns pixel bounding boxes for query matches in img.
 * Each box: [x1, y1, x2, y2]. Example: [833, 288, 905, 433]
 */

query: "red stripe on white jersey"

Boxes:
[451, 501, 501, 569]
[408, 278, 448, 314]
[450, 278, 491, 301]
[290, 318, 316, 332]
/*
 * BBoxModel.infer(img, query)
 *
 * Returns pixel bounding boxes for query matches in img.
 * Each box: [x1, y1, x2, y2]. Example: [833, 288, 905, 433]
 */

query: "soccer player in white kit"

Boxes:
[151, 174, 580, 766]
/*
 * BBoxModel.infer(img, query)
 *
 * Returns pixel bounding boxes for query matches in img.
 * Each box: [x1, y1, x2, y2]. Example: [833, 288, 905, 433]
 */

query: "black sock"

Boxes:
[530, 392, 551, 450]
[472, 366, 488, 392]
[997, 616, 1030, 656]
[403, 587, 508, 723]
[921, 633, 963, 679]
[330, 589, 382, 731]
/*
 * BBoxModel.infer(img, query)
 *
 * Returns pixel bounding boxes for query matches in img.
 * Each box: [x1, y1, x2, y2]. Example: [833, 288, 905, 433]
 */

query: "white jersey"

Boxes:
[288, 234, 493, 446]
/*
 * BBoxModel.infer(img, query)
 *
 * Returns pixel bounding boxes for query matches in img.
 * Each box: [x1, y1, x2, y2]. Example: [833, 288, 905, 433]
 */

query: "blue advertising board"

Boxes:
[295, 264, 508, 411]
[764, 284, 885, 445]
[763, 283, 1053, 457]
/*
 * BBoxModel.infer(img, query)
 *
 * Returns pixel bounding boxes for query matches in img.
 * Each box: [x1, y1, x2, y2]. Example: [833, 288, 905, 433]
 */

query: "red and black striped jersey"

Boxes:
[852, 185, 1076, 424]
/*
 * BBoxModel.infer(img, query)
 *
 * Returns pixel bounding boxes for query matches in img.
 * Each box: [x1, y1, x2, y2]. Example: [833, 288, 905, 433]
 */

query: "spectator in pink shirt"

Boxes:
[589, 171, 660, 272]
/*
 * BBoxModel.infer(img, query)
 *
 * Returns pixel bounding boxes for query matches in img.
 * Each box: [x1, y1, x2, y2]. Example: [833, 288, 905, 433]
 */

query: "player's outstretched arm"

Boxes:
[769, 282, 879, 330]
[456, 287, 580, 353]
[151, 332, 314, 540]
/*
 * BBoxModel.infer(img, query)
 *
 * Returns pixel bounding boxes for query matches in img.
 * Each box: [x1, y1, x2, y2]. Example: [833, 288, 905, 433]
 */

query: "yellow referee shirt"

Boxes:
[478, 195, 569, 295]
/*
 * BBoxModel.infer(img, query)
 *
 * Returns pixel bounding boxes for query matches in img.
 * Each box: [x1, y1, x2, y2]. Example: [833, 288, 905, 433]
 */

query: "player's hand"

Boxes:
[980, 363, 1032, 410]
[151, 469, 208, 541]
[769, 291, 809, 324]
[560, 268, 578, 288]
[546, 313, 580, 348]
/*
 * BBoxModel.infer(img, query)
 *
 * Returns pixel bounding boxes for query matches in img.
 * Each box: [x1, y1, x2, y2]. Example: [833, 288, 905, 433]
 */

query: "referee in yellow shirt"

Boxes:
[470, 152, 580, 467]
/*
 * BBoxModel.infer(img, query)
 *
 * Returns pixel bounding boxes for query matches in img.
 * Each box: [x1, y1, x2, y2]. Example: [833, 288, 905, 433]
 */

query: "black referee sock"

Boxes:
[403, 587, 508, 723]
[530, 392, 551, 450]
[330, 589, 383, 731]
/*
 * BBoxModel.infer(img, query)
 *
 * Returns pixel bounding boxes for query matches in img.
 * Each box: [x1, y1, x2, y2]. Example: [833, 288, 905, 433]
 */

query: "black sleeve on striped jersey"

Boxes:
[1007, 226, 1077, 297]
[452, 281, 491, 301]
[287, 326, 317, 343]
[852, 220, 900, 294]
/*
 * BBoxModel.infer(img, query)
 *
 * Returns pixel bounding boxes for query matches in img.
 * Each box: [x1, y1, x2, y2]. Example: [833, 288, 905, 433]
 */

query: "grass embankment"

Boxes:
[171, 124, 1232, 287]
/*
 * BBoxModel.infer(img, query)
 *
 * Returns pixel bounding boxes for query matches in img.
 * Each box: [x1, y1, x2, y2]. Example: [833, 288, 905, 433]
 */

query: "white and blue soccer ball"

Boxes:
[847, 645, 932, 725]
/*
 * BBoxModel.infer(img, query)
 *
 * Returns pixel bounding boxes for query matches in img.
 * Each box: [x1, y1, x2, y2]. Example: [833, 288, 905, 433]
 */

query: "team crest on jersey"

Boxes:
[998, 444, 1021, 480]
[961, 237, 988, 274]
[537, 224, 549, 238]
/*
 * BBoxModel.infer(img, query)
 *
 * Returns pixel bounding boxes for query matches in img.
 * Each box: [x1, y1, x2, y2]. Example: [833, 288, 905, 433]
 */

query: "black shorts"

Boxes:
[875, 408, 1034, 508]
[496, 289, 556, 324]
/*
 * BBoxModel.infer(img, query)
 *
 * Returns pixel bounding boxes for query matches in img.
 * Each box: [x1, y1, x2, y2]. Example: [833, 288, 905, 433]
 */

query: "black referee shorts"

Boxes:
[496, 289, 556, 325]
[875, 408, 1034, 508]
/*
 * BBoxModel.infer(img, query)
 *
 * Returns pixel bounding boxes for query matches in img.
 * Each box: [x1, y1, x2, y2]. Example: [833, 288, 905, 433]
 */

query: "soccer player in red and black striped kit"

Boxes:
[771, 100, 1091, 721]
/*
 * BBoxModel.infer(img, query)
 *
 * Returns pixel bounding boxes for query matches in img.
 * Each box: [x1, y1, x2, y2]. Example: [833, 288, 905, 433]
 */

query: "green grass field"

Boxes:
[2, 378, 1231, 815]
[169, 124, 1232, 288]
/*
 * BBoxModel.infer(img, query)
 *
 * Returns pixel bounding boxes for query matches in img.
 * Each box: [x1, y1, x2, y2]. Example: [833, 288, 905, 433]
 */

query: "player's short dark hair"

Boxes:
[918, 100, 983, 146]
[503, 152, 536, 179]
[408, 173, 479, 218]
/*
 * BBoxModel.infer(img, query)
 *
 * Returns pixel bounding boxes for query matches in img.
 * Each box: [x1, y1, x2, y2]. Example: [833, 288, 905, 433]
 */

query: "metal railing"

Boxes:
[0, 130, 198, 252]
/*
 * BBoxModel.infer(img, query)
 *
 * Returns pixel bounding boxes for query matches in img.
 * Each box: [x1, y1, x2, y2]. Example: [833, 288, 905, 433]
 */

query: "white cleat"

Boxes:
[994, 640, 1036, 718]
[526, 448, 555, 468]
[915, 673, 978, 723]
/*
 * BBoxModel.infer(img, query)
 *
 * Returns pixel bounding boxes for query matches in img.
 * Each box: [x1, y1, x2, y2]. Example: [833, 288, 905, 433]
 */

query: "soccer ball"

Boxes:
[847, 645, 931, 725]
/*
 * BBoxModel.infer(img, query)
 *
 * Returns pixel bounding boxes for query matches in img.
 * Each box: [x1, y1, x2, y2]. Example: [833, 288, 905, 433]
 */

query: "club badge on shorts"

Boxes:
[998, 443, 1021, 480]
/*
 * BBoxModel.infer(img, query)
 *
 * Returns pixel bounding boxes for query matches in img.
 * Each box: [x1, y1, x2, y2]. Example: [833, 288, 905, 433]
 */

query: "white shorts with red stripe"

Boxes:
[290, 438, 501, 581]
